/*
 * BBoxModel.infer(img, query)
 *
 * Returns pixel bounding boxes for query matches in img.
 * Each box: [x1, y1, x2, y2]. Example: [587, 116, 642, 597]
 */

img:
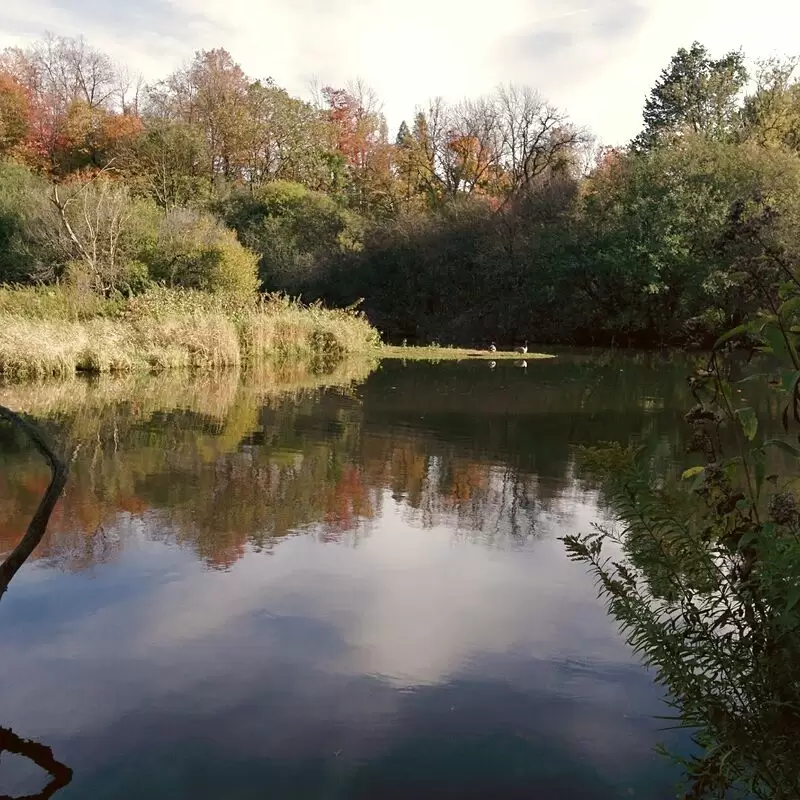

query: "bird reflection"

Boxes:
[514, 360, 528, 369]
[0, 726, 73, 799]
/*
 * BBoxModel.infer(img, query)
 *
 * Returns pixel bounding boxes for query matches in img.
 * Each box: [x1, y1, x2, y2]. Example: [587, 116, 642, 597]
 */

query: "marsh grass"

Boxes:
[0, 286, 121, 320]
[0, 287, 380, 379]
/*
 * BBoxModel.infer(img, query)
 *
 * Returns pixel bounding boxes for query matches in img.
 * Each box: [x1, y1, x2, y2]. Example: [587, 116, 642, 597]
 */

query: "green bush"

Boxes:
[575, 137, 800, 345]
[143, 209, 260, 295]
[0, 160, 58, 283]
[215, 181, 364, 292]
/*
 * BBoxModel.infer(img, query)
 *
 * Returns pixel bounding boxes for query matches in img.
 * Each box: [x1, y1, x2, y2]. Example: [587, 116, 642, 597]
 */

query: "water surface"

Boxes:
[0, 354, 697, 799]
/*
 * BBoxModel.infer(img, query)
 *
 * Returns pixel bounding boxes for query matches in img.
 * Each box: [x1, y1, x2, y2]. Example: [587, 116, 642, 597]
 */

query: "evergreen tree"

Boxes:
[633, 42, 748, 150]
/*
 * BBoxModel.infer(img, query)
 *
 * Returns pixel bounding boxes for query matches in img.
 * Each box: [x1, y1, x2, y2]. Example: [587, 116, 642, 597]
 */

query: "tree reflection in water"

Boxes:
[0, 352, 707, 574]
[0, 407, 72, 799]
[0, 353, 718, 799]
[0, 727, 72, 800]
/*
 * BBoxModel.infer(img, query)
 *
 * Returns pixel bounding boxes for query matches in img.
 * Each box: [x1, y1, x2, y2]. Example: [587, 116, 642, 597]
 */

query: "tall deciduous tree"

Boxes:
[495, 84, 587, 200]
[633, 42, 748, 150]
[31, 33, 120, 111]
[739, 57, 800, 153]
[1, 35, 138, 173]
[242, 80, 333, 190]
[148, 48, 251, 184]
[322, 80, 396, 213]
[0, 73, 31, 157]
[121, 118, 208, 209]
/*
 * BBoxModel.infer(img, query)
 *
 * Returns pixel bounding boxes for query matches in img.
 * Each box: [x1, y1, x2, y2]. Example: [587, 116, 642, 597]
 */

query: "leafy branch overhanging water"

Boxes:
[564, 195, 800, 799]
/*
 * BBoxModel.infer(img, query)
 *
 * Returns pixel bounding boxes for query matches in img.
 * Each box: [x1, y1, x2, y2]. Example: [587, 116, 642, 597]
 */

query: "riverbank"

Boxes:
[380, 346, 555, 361]
[0, 287, 381, 379]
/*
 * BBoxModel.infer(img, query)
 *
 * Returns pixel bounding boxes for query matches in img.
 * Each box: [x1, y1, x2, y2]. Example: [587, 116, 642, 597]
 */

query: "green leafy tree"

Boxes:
[122, 118, 208, 209]
[0, 159, 57, 283]
[564, 194, 800, 799]
[242, 80, 335, 191]
[215, 181, 363, 292]
[575, 136, 800, 345]
[739, 58, 800, 153]
[633, 42, 748, 151]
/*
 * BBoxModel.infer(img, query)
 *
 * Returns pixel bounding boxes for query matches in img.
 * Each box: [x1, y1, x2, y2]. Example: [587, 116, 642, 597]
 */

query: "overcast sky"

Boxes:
[1, 0, 798, 146]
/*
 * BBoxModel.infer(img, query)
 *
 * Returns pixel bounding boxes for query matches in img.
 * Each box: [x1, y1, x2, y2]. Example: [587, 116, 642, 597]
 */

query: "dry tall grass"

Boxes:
[0, 287, 381, 379]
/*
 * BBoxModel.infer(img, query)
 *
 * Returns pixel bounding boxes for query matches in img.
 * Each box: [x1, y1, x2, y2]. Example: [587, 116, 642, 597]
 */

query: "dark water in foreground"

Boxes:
[0, 353, 702, 799]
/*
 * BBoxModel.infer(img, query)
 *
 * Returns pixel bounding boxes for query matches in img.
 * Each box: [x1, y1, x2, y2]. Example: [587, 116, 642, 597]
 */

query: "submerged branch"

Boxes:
[0, 405, 68, 602]
[0, 725, 73, 799]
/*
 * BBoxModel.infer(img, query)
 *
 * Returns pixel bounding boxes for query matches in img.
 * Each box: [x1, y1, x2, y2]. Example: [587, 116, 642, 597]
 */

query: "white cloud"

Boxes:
[1, 0, 799, 145]
[0, 489, 632, 739]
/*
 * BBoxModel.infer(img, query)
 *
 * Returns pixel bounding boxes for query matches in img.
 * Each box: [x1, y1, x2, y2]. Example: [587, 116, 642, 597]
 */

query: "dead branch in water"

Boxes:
[0, 725, 73, 799]
[0, 405, 68, 602]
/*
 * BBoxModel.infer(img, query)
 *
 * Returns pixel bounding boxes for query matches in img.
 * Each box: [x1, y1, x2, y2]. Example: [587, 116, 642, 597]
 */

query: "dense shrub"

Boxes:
[0, 160, 57, 283]
[215, 181, 364, 292]
[143, 209, 260, 295]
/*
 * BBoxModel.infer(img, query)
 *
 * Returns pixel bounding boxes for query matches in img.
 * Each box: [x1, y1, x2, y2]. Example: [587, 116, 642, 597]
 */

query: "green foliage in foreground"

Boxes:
[564, 197, 800, 798]
[0, 286, 380, 379]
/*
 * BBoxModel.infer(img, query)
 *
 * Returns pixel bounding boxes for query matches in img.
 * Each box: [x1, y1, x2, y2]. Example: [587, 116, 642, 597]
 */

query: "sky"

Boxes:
[1, 0, 799, 146]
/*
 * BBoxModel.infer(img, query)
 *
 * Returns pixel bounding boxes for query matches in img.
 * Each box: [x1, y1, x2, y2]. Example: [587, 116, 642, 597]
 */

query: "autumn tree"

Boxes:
[55, 101, 143, 173]
[0, 47, 59, 167]
[404, 87, 585, 207]
[1, 35, 138, 173]
[443, 97, 501, 197]
[147, 48, 251, 185]
[0, 72, 30, 157]
[322, 81, 396, 213]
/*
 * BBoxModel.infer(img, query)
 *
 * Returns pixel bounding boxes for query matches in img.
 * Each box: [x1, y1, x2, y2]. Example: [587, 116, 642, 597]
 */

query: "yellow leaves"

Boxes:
[0, 72, 30, 153]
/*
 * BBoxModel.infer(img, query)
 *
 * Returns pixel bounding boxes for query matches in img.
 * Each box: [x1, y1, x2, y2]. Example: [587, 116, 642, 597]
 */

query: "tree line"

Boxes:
[2, 35, 800, 345]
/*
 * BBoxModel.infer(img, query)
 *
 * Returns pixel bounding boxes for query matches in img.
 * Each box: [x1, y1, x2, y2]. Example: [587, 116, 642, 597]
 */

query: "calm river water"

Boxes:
[0, 352, 699, 799]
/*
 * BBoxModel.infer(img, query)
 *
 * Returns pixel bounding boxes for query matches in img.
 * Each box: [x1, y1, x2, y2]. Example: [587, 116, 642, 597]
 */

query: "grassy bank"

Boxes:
[0, 287, 381, 379]
[380, 345, 555, 361]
